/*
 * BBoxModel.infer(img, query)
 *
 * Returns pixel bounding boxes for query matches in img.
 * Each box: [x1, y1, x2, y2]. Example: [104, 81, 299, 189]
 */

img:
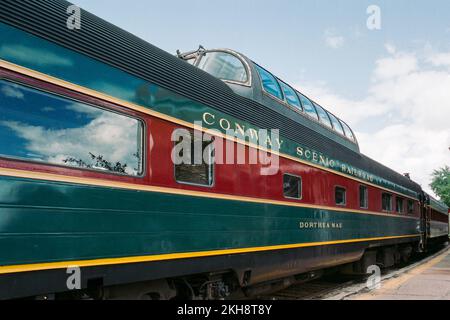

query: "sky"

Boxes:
[71, 0, 450, 197]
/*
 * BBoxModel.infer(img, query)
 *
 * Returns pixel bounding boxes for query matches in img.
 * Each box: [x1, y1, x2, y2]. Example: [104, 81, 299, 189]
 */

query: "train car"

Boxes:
[425, 195, 449, 244]
[0, 0, 447, 299]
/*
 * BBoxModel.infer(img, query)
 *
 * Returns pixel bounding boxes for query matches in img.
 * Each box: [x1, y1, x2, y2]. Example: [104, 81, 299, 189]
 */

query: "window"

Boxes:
[407, 200, 414, 214]
[335, 186, 347, 206]
[279, 81, 301, 109]
[382, 193, 393, 211]
[297, 92, 319, 120]
[328, 113, 345, 136]
[340, 120, 355, 142]
[396, 197, 404, 213]
[314, 103, 333, 129]
[0, 80, 144, 176]
[359, 185, 368, 209]
[255, 65, 283, 100]
[283, 174, 302, 199]
[197, 51, 248, 83]
[174, 131, 214, 187]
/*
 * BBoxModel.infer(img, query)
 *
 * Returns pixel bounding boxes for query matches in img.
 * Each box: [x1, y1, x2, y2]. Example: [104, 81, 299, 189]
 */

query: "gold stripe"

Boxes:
[0, 167, 419, 220]
[0, 234, 420, 275]
[0, 59, 418, 201]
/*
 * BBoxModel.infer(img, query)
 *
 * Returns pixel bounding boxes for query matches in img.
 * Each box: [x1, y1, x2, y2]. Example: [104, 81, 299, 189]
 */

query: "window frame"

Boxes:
[194, 49, 252, 87]
[382, 193, 393, 212]
[278, 80, 302, 110]
[255, 64, 285, 102]
[0, 78, 147, 178]
[313, 102, 333, 129]
[248, 63, 358, 146]
[340, 119, 357, 143]
[327, 112, 345, 136]
[396, 197, 405, 214]
[173, 129, 215, 188]
[407, 199, 415, 215]
[282, 173, 303, 200]
[297, 91, 319, 121]
[359, 185, 369, 209]
[334, 185, 347, 206]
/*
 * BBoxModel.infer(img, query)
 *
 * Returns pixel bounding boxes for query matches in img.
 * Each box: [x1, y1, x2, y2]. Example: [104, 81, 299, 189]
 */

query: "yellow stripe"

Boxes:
[0, 59, 418, 201]
[0, 167, 419, 220]
[0, 234, 420, 275]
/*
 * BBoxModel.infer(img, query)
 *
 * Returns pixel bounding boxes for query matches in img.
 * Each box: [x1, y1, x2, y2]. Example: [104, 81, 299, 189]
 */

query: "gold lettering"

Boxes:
[247, 129, 259, 141]
[329, 160, 336, 168]
[203, 112, 215, 125]
[234, 122, 246, 137]
[275, 139, 284, 149]
[219, 118, 231, 130]
[312, 152, 319, 162]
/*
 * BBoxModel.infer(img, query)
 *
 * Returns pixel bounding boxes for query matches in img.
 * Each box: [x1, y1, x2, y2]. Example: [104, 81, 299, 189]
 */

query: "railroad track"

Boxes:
[259, 244, 450, 300]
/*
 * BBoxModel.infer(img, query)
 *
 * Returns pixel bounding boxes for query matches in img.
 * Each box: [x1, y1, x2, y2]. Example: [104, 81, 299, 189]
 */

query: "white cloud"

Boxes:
[41, 107, 56, 112]
[324, 30, 345, 49]
[1, 83, 24, 99]
[427, 52, 450, 68]
[294, 45, 450, 198]
[373, 45, 418, 79]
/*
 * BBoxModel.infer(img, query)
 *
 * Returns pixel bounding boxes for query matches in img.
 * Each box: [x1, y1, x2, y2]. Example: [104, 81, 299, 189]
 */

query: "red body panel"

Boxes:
[0, 67, 424, 220]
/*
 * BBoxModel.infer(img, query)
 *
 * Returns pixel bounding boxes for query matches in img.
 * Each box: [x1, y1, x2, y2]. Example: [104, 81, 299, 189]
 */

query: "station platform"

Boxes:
[350, 246, 450, 300]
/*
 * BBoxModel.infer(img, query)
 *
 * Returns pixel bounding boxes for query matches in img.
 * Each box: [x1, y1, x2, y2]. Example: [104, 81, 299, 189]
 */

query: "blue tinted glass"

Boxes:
[197, 51, 248, 82]
[256, 65, 283, 100]
[328, 113, 345, 135]
[313, 103, 332, 128]
[340, 120, 355, 141]
[297, 93, 318, 120]
[279, 82, 301, 109]
[0, 80, 143, 176]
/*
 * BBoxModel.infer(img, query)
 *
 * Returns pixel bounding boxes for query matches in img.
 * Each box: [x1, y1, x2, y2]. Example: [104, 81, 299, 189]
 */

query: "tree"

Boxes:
[63, 152, 128, 174]
[430, 166, 450, 207]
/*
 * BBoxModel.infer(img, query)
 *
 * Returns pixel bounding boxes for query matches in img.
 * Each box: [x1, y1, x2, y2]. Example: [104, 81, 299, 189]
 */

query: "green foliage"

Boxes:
[430, 166, 450, 207]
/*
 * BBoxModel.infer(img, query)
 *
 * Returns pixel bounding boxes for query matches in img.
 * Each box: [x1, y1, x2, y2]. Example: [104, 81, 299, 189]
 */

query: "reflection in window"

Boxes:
[396, 197, 404, 213]
[359, 185, 368, 209]
[335, 186, 346, 206]
[197, 51, 248, 83]
[256, 65, 284, 100]
[328, 113, 345, 135]
[0, 80, 143, 176]
[340, 120, 355, 141]
[283, 174, 302, 199]
[174, 131, 214, 187]
[407, 200, 414, 214]
[279, 81, 301, 109]
[314, 103, 333, 129]
[382, 193, 393, 211]
[297, 93, 319, 120]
